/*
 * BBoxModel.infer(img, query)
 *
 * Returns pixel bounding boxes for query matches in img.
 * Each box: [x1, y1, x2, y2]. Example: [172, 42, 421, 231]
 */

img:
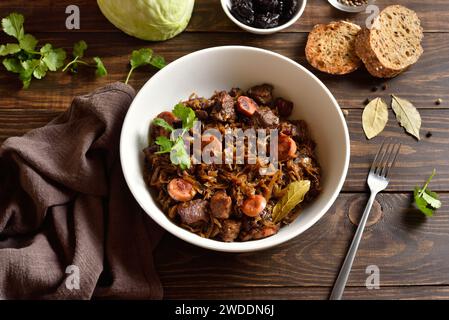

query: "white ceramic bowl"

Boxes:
[120, 46, 350, 252]
[220, 0, 307, 34]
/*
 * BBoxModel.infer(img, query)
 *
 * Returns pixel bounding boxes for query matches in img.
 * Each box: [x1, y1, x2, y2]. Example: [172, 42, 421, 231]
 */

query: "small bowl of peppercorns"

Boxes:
[327, 0, 373, 13]
[221, 0, 307, 34]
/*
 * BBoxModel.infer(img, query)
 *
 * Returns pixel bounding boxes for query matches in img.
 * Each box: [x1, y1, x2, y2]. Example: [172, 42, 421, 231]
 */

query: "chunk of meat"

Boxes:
[229, 87, 244, 98]
[278, 133, 297, 161]
[241, 195, 267, 217]
[240, 225, 280, 241]
[195, 109, 209, 121]
[177, 199, 210, 226]
[236, 96, 259, 116]
[255, 107, 279, 128]
[247, 84, 274, 105]
[151, 111, 180, 139]
[279, 121, 299, 137]
[210, 191, 232, 219]
[220, 220, 242, 242]
[275, 98, 294, 118]
[167, 178, 196, 202]
[183, 97, 213, 111]
[211, 91, 236, 123]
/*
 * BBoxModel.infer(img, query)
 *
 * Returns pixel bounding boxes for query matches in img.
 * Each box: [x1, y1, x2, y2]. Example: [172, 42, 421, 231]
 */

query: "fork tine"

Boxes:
[378, 141, 394, 176]
[384, 143, 401, 178]
[370, 139, 387, 174]
[374, 139, 392, 175]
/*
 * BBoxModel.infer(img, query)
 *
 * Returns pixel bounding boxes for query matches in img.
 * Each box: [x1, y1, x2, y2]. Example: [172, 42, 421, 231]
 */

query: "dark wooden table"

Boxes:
[1, 0, 449, 300]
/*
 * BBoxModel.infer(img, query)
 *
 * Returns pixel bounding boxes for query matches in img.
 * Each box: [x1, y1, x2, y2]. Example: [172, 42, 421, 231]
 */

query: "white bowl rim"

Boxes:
[220, 0, 307, 34]
[120, 46, 350, 253]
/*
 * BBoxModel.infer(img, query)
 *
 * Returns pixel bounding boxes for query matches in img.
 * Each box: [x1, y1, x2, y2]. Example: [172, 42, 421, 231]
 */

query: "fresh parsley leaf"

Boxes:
[73, 40, 87, 58]
[40, 44, 66, 71]
[19, 59, 40, 89]
[173, 103, 196, 129]
[125, 48, 165, 84]
[33, 60, 48, 79]
[1, 13, 24, 40]
[93, 57, 107, 77]
[19, 34, 38, 51]
[0, 43, 20, 56]
[3, 57, 23, 73]
[155, 136, 174, 154]
[153, 118, 174, 132]
[413, 169, 442, 216]
[150, 55, 166, 69]
[130, 48, 153, 68]
[170, 137, 191, 170]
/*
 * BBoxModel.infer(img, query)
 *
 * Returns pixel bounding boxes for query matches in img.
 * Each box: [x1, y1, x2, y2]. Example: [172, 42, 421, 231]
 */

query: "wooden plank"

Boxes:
[1, 0, 448, 33]
[1, 108, 449, 192]
[163, 285, 449, 300]
[1, 32, 448, 110]
[154, 193, 449, 288]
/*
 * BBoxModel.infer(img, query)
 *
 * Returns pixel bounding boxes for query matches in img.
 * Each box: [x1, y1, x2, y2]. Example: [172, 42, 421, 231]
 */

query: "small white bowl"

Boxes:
[220, 0, 307, 34]
[328, 0, 373, 13]
[120, 46, 350, 252]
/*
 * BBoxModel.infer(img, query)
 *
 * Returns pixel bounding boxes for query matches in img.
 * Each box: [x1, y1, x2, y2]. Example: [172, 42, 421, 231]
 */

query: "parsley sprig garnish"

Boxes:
[1, 13, 66, 88]
[125, 48, 166, 84]
[414, 169, 442, 216]
[62, 41, 107, 77]
[153, 104, 196, 170]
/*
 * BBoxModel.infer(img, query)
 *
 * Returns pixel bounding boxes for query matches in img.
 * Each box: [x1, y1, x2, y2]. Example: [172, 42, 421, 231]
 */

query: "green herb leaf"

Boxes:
[130, 48, 153, 68]
[3, 57, 23, 73]
[93, 57, 107, 77]
[155, 136, 174, 154]
[0, 43, 20, 56]
[150, 55, 166, 69]
[1, 13, 25, 40]
[153, 118, 174, 132]
[413, 169, 441, 216]
[73, 40, 87, 58]
[19, 59, 40, 89]
[173, 103, 196, 129]
[272, 180, 311, 224]
[170, 137, 191, 170]
[19, 33, 38, 51]
[33, 60, 48, 79]
[40, 44, 66, 71]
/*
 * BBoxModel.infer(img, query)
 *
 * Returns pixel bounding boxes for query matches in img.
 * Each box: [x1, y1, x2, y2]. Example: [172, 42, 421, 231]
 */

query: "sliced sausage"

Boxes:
[278, 133, 297, 161]
[210, 191, 232, 219]
[236, 96, 258, 116]
[247, 84, 274, 105]
[275, 98, 294, 118]
[220, 220, 242, 242]
[151, 111, 179, 139]
[167, 178, 196, 202]
[177, 199, 209, 226]
[241, 195, 267, 217]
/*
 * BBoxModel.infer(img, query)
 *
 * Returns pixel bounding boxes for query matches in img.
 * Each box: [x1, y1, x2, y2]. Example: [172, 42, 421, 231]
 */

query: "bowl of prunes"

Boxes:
[221, 0, 307, 34]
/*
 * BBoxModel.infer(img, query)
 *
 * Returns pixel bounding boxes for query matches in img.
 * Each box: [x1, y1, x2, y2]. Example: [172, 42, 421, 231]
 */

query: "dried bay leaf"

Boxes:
[391, 95, 421, 140]
[272, 180, 310, 224]
[362, 98, 388, 139]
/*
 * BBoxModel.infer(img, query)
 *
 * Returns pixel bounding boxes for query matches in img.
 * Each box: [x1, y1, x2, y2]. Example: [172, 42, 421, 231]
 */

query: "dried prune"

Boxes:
[231, 0, 255, 25]
[280, 0, 298, 22]
[254, 12, 280, 29]
[253, 0, 280, 13]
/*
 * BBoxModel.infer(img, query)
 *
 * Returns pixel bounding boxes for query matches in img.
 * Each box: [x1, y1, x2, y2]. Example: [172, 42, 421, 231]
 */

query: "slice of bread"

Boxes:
[306, 21, 362, 75]
[355, 5, 424, 78]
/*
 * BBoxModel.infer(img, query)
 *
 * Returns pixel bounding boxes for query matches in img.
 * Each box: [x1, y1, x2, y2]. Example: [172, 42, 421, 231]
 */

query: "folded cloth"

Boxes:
[0, 82, 163, 299]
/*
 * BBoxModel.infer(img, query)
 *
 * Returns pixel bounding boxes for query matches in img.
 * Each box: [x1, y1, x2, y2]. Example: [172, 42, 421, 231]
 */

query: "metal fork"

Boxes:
[330, 139, 401, 300]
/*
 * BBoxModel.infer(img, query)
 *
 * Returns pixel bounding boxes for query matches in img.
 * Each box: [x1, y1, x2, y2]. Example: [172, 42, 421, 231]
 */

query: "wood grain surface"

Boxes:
[0, 0, 448, 300]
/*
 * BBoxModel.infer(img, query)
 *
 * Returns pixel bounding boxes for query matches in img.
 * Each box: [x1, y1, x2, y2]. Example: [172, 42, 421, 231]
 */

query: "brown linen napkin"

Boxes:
[0, 82, 163, 299]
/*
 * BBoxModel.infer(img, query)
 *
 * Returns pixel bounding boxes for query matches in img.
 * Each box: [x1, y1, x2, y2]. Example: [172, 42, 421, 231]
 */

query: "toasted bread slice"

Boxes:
[355, 5, 423, 78]
[306, 21, 362, 75]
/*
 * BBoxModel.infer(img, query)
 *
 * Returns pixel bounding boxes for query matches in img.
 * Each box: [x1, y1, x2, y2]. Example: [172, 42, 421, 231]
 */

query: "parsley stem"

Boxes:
[125, 67, 135, 85]
[419, 168, 436, 197]
[62, 56, 79, 72]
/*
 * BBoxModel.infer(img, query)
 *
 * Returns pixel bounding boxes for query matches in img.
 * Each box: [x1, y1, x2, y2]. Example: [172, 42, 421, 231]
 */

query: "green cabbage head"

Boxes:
[97, 0, 195, 41]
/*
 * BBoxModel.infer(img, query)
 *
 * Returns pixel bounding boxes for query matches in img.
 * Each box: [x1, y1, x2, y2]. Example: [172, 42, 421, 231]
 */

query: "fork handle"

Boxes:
[329, 192, 377, 300]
